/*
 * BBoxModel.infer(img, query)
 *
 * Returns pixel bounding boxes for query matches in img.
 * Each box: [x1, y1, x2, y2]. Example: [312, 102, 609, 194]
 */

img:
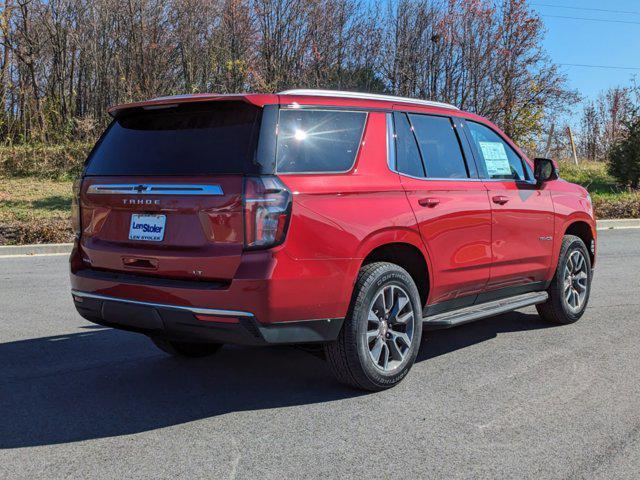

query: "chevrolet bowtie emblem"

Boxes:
[133, 184, 147, 193]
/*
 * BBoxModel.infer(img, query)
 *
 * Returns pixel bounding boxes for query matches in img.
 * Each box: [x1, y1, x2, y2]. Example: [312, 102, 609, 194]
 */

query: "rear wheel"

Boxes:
[537, 235, 592, 324]
[150, 337, 223, 358]
[325, 262, 423, 391]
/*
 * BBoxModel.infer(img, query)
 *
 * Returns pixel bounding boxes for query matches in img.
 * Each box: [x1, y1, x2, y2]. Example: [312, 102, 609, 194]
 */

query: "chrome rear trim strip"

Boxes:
[87, 184, 224, 195]
[71, 290, 253, 317]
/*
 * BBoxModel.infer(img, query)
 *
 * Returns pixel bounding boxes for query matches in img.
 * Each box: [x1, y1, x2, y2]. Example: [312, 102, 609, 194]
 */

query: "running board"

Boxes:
[422, 291, 549, 329]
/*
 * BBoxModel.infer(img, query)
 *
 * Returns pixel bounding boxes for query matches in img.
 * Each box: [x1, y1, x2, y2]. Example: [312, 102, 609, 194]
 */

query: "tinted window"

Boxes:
[86, 102, 262, 175]
[276, 110, 366, 173]
[466, 121, 527, 181]
[408, 114, 468, 179]
[393, 112, 424, 177]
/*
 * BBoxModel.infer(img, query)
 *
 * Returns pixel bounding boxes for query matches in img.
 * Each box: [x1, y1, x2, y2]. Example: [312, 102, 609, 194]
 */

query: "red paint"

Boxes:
[484, 182, 556, 289]
[399, 176, 493, 303]
[70, 92, 596, 326]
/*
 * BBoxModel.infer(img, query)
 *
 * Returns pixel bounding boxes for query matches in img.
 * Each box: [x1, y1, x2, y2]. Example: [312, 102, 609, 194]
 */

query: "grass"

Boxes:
[557, 160, 619, 195]
[0, 176, 74, 244]
[557, 160, 640, 218]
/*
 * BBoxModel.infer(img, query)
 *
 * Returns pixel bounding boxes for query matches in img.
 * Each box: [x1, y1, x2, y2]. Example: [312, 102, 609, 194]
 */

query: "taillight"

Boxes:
[71, 178, 82, 236]
[243, 176, 291, 249]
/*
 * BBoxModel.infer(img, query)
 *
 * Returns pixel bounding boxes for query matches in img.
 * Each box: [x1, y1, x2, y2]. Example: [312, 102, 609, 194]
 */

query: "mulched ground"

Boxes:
[0, 219, 74, 245]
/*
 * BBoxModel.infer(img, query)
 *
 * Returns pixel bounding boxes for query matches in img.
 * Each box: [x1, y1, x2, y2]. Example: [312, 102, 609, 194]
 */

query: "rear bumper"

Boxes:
[71, 290, 343, 345]
[70, 242, 356, 324]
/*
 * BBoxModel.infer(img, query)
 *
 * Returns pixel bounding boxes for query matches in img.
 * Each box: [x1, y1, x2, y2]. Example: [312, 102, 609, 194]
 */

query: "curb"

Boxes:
[0, 219, 638, 257]
[596, 219, 640, 231]
[0, 243, 73, 257]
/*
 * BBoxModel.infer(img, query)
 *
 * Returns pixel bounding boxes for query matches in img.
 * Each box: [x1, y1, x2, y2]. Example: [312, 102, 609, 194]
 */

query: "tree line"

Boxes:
[1, 0, 574, 148]
[577, 84, 639, 162]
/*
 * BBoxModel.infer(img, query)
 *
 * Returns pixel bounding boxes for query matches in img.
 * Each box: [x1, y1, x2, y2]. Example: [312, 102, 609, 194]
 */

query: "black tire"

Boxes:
[537, 235, 592, 325]
[324, 262, 423, 391]
[150, 337, 223, 358]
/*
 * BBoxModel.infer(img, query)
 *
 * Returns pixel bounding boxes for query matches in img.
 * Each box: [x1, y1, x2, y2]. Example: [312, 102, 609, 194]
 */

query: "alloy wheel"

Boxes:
[365, 285, 415, 372]
[563, 250, 589, 312]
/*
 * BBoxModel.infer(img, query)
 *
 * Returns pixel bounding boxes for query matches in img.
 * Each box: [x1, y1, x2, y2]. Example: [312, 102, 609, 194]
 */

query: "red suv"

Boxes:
[70, 89, 596, 390]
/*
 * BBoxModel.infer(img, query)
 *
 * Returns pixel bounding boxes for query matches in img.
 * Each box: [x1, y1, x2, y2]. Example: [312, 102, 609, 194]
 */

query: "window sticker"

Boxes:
[479, 141, 511, 176]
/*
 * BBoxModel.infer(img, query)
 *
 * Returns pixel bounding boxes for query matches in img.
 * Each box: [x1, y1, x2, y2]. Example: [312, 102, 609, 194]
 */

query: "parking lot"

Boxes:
[1, 228, 639, 479]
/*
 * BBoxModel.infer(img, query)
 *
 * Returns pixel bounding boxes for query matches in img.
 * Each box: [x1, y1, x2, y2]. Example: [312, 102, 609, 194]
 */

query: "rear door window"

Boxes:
[85, 101, 263, 176]
[465, 121, 529, 181]
[408, 114, 469, 179]
[276, 109, 366, 173]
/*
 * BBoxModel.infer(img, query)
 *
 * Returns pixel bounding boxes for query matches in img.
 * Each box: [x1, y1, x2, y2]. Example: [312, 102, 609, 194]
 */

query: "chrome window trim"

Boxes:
[386, 112, 396, 171]
[86, 184, 224, 195]
[71, 290, 253, 317]
[386, 112, 537, 185]
[391, 170, 537, 184]
[275, 108, 369, 176]
[393, 171, 485, 182]
[484, 178, 537, 186]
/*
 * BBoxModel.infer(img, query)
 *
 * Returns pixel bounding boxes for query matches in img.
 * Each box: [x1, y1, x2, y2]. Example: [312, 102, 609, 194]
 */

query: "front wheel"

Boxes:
[325, 262, 423, 391]
[537, 235, 592, 324]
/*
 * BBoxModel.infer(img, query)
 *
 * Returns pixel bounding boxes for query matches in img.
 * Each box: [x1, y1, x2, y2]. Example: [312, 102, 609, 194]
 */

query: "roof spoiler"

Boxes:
[107, 94, 275, 118]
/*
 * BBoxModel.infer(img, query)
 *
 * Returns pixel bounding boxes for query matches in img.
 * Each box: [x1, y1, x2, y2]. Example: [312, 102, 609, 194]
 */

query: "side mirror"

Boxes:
[534, 158, 558, 186]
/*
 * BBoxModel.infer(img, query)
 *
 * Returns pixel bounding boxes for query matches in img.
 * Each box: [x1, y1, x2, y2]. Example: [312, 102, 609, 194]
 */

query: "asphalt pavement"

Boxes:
[1, 229, 639, 479]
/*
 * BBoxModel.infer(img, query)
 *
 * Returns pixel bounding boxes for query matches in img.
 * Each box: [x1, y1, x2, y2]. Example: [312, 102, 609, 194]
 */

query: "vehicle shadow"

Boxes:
[418, 309, 554, 362]
[0, 311, 552, 448]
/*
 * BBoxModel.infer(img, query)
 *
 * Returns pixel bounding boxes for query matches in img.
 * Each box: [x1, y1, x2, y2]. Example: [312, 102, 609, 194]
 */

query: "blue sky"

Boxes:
[532, 0, 640, 102]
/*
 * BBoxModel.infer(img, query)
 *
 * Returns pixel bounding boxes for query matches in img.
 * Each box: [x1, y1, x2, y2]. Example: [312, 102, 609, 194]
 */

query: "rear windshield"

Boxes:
[85, 102, 262, 176]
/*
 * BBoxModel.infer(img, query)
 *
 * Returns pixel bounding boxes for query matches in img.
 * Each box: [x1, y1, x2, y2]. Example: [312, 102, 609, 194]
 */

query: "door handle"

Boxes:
[492, 195, 509, 205]
[418, 197, 440, 207]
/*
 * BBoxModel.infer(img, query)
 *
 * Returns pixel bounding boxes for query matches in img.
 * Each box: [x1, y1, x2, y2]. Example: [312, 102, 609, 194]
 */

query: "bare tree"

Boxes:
[0, 0, 575, 148]
[578, 86, 638, 161]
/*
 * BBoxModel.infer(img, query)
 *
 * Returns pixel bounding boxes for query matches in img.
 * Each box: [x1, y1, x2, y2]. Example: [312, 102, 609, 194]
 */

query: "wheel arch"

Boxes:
[359, 239, 430, 307]
[563, 219, 596, 265]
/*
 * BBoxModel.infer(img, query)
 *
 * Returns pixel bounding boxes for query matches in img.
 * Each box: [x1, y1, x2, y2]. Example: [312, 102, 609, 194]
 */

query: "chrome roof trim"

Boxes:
[279, 89, 459, 111]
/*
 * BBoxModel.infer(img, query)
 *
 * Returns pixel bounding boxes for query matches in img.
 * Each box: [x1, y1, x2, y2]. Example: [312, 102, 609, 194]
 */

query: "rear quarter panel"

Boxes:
[276, 112, 426, 319]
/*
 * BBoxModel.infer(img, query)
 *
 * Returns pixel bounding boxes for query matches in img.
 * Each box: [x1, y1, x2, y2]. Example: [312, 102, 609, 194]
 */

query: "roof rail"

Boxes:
[278, 89, 459, 110]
